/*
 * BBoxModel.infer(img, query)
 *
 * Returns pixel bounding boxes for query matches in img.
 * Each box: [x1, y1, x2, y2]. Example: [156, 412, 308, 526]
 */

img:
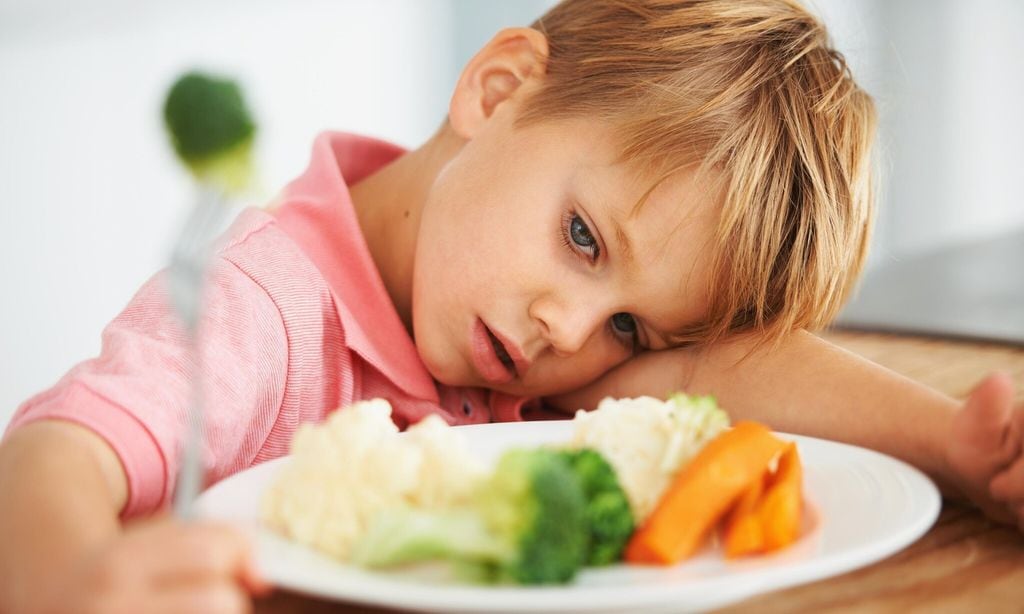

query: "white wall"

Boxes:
[894, 0, 1024, 256]
[0, 0, 455, 427]
[817, 0, 1024, 263]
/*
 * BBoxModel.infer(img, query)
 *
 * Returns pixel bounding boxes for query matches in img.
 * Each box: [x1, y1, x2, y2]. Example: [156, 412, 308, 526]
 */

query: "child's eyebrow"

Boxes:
[609, 215, 635, 266]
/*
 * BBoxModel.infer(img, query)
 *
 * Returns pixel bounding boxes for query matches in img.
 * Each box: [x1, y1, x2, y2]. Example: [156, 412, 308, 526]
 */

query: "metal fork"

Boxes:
[167, 184, 228, 519]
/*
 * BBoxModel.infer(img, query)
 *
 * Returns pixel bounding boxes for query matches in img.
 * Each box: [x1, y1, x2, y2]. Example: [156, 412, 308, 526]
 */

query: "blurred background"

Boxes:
[1, 0, 1022, 427]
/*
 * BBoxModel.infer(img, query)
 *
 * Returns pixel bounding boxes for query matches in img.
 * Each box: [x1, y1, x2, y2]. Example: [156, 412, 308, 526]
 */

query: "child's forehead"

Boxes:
[515, 112, 725, 237]
[574, 146, 724, 225]
[528, 115, 720, 211]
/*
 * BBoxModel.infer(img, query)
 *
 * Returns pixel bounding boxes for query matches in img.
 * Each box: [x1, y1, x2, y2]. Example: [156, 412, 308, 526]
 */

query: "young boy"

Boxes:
[2, 0, 1022, 612]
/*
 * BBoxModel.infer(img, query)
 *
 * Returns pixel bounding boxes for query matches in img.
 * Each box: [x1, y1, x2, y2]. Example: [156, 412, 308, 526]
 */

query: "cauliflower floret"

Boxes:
[404, 414, 487, 508]
[569, 394, 729, 522]
[261, 399, 484, 559]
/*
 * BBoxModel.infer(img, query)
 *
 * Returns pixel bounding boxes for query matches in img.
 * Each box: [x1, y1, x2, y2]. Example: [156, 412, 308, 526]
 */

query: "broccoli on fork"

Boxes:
[163, 71, 256, 194]
[160, 70, 256, 514]
[351, 448, 589, 585]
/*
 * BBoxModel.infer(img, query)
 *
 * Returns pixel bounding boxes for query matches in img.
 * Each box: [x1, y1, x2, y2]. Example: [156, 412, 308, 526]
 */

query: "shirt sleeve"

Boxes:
[5, 255, 288, 518]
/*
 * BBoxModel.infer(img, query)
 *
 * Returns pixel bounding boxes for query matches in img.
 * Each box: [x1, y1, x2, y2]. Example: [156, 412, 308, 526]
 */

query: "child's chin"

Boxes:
[419, 353, 468, 388]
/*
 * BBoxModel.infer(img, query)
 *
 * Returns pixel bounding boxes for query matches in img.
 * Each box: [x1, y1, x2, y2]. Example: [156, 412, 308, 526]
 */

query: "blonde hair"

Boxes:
[520, 0, 877, 347]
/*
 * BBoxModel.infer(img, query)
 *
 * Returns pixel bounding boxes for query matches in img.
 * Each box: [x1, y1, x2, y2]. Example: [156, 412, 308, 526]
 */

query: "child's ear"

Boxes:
[448, 27, 549, 140]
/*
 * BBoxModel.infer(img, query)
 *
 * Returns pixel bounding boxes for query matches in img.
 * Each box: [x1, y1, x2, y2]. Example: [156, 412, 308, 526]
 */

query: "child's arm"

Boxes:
[547, 330, 1024, 528]
[0, 420, 263, 613]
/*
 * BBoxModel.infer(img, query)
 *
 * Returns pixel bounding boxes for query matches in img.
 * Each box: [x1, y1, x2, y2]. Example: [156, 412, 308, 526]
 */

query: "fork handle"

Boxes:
[169, 185, 228, 519]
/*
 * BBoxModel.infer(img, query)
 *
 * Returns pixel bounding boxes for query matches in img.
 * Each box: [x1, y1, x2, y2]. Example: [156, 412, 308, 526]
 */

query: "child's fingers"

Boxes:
[69, 520, 262, 614]
[115, 518, 261, 590]
[152, 583, 252, 614]
[240, 553, 274, 597]
[1003, 403, 1024, 465]
[990, 456, 1024, 503]
[956, 372, 1017, 459]
[140, 522, 257, 584]
[988, 408, 1024, 503]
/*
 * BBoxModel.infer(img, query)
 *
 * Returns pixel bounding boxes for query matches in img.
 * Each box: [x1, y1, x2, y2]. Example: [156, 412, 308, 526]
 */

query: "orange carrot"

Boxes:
[625, 421, 788, 565]
[722, 442, 803, 557]
[722, 472, 767, 558]
[758, 443, 802, 551]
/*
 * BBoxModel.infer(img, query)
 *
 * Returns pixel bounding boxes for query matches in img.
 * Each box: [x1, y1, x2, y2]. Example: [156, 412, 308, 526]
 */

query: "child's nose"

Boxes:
[529, 294, 604, 358]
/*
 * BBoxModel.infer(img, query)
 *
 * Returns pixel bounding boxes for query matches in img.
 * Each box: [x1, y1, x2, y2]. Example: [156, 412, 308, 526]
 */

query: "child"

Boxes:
[2, 0, 1022, 611]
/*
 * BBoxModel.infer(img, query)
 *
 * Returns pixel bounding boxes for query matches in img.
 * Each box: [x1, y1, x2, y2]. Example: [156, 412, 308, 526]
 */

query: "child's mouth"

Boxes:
[486, 328, 516, 375]
[471, 319, 517, 385]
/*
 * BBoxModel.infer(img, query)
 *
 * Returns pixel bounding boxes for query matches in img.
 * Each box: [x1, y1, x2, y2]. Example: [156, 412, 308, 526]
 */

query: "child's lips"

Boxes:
[487, 325, 531, 378]
[471, 319, 514, 384]
[471, 319, 524, 385]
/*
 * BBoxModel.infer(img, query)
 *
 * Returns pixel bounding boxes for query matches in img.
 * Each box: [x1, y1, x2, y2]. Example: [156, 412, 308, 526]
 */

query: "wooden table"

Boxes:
[255, 331, 1024, 614]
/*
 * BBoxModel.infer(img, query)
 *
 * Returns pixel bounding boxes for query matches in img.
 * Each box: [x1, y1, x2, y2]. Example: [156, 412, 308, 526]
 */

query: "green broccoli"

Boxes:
[351, 448, 589, 584]
[162, 71, 256, 194]
[556, 448, 635, 566]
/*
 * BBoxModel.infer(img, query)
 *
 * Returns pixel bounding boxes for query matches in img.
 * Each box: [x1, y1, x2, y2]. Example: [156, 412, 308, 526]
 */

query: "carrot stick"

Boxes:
[758, 443, 802, 551]
[722, 442, 804, 557]
[722, 473, 766, 558]
[625, 421, 788, 565]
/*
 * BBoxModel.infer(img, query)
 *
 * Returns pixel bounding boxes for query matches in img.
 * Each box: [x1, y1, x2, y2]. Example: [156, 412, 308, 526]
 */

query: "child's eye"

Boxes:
[610, 312, 639, 348]
[562, 213, 601, 262]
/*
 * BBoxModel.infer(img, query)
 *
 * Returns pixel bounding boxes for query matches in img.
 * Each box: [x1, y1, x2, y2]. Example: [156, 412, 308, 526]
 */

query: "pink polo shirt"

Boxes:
[7, 132, 560, 518]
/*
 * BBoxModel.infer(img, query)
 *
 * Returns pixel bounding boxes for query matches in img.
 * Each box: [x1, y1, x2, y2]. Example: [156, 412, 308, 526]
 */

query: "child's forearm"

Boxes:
[0, 421, 127, 612]
[549, 330, 959, 491]
[685, 331, 957, 487]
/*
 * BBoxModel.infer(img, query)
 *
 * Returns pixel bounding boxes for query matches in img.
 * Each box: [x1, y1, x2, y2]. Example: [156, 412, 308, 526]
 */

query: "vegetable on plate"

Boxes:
[351, 448, 589, 584]
[555, 448, 635, 566]
[625, 421, 804, 565]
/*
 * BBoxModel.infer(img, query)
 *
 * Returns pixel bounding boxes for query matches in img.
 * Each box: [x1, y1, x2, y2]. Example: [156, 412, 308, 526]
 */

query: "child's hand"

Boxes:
[945, 372, 1024, 530]
[53, 517, 268, 614]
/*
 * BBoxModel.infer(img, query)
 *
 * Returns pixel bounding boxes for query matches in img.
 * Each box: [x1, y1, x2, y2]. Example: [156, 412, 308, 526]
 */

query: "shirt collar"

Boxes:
[273, 131, 439, 403]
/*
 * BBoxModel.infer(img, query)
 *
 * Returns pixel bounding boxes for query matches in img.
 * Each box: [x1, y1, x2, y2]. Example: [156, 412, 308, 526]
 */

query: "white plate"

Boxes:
[195, 420, 940, 613]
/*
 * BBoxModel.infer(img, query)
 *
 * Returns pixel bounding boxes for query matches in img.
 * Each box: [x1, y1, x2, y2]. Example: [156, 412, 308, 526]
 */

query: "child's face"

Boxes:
[412, 104, 723, 399]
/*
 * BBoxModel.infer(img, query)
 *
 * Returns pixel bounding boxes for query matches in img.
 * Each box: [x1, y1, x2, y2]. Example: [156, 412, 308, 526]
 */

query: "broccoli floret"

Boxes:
[556, 448, 635, 566]
[162, 71, 256, 193]
[349, 507, 510, 567]
[351, 448, 588, 584]
[480, 449, 590, 583]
